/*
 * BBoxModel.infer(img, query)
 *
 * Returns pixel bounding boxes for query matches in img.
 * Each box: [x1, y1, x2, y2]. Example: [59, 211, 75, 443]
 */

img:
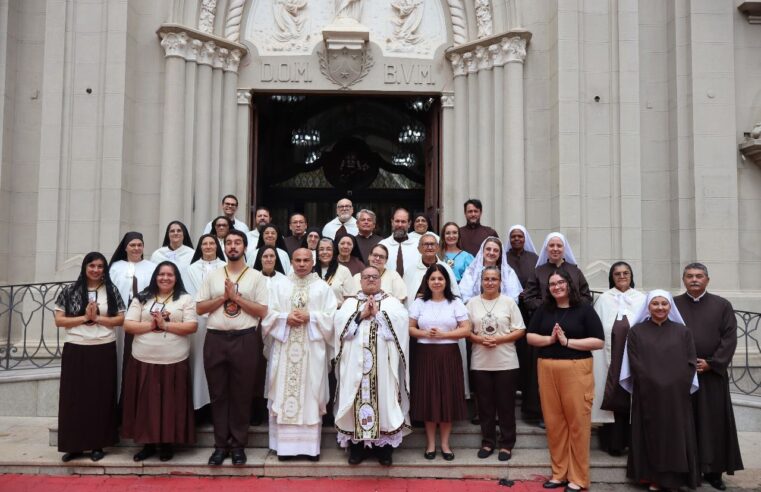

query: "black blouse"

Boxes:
[527, 304, 604, 360]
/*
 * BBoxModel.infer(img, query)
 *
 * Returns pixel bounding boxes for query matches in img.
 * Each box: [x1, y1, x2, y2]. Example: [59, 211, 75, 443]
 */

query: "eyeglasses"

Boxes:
[549, 280, 567, 288]
[421, 243, 437, 249]
[361, 274, 380, 280]
[337, 204, 353, 209]
[370, 253, 387, 260]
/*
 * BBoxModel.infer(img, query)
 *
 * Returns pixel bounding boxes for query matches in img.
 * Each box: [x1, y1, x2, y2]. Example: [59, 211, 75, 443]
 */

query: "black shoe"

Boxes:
[470, 416, 480, 425]
[158, 444, 174, 462]
[498, 449, 512, 462]
[307, 454, 320, 462]
[377, 446, 393, 466]
[542, 481, 567, 489]
[133, 444, 156, 462]
[704, 474, 726, 491]
[90, 449, 106, 462]
[231, 448, 247, 465]
[441, 450, 455, 461]
[61, 452, 83, 463]
[424, 450, 436, 460]
[277, 454, 293, 462]
[477, 447, 493, 459]
[348, 443, 365, 465]
[208, 448, 229, 466]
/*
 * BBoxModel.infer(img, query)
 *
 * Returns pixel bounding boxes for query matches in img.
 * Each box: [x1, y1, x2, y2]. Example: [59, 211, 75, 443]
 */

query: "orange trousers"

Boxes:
[537, 358, 594, 488]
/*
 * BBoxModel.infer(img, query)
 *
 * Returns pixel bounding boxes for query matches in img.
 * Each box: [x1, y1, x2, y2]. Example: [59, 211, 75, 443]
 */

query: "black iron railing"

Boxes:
[1, 282, 760, 396]
[0, 282, 69, 370]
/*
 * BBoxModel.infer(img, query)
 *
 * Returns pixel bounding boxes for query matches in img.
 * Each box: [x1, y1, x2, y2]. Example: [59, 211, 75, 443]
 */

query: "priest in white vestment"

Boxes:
[262, 248, 337, 460]
[334, 266, 410, 466]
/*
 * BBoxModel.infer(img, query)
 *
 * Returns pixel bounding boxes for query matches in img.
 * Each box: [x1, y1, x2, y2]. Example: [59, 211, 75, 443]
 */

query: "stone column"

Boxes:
[193, 41, 215, 236]
[440, 91, 455, 223]
[158, 31, 188, 233]
[210, 48, 227, 216]
[450, 54, 468, 225]
[236, 90, 252, 222]
[504, 36, 527, 225]
[490, 43, 506, 234]
[475, 46, 494, 225]
[184, 40, 202, 223]
[220, 49, 241, 199]
[465, 52, 479, 197]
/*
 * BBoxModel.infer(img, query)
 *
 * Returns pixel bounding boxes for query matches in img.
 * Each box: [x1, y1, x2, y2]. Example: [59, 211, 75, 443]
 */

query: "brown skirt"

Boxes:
[58, 342, 118, 452]
[410, 343, 468, 422]
[121, 356, 195, 444]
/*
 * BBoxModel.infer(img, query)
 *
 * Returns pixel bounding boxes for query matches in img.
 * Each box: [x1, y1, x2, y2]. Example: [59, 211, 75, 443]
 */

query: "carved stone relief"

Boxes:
[474, 0, 493, 38]
[335, 0, 363, 21]
[271, 0, 311, 51]
[386, 0, 427, 53]
[199, 0, 217, 34]
[317, 46, 374, 89]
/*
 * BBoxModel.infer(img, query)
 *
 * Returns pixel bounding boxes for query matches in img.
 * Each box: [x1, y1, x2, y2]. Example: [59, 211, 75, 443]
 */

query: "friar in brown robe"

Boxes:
[625, 315, 700, 490]
[674, 263, 743, 489]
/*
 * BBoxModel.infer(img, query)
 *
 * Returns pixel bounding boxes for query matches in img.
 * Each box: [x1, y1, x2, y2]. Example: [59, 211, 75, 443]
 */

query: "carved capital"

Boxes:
[441, 92, 455, 108]
[475, 45, 492, 70]
[213, 47, 229, 69]
[160, 31, 189, 58]
[503, 36, 527, 64]
[449, 52, 466, 77]
[489, 43, 505, 67]
[237, 90, 252, 105]
[186, 39, 203, 62]
[198, 41, 216, 66]
[463, 51, 478, 74]
[224, 49, 241, 72]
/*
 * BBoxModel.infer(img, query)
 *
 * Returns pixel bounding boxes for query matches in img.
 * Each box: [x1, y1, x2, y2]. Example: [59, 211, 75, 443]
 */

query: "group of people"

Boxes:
[53, 195, 744, 491]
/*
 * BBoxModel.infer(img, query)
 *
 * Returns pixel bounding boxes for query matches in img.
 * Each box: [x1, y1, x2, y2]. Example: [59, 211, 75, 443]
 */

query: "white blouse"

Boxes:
[409, 297, 469, 345]
[126, 293, 197, 364]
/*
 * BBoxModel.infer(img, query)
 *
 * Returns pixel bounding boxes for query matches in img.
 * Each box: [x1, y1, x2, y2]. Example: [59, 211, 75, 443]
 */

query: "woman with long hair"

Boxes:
[314, 238, 354, 306]
[527, 269, 604, 491]
[150, 221, 194, 268]
[409, 264, 471, 461]
[248, 224, 291, 275]
[122, 261, 198, 462]
[54, 252, 126, 462]
[438, 221, 474, 282]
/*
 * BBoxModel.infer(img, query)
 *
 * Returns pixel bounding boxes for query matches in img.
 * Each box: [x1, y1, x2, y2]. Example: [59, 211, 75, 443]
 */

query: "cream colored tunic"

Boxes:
[126, 293, 197, 364]
[196, 266, 269, 331]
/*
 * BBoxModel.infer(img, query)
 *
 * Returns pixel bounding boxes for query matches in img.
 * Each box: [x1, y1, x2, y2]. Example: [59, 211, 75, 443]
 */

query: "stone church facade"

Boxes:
[0, 0, 760, 307]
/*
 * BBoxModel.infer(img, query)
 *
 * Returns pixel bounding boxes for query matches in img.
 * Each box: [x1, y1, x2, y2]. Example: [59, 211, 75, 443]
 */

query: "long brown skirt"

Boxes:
[410, 343, 468, 422]
[121, 356, 195, 445]
[58, 342, 118, 452]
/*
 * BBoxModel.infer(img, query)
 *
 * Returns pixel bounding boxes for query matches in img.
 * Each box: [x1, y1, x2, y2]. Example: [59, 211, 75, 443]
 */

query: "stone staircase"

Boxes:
[39, 419, 628, 481]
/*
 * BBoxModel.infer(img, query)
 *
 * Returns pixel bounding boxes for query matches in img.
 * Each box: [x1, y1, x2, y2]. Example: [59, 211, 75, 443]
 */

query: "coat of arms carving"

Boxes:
[317, 46, 374, 90]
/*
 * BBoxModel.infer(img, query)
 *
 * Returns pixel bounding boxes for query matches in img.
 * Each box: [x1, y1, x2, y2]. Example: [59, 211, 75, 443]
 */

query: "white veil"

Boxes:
[535, 232, 578, 268]
[458, 236, 523, 303]
[506, 224, 537, 254]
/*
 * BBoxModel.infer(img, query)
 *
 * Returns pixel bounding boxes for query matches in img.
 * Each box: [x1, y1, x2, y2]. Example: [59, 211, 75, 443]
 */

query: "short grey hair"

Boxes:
[356, 209, 376, 223]
[418, 232, 438, 247]
[683, 262, 709, 277]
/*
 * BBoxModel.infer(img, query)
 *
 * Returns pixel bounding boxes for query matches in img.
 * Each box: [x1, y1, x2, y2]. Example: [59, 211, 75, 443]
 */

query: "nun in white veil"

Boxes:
[507, 225, 537, 254]
[458, 237, 523, 304]
[618, 289, 700, 491]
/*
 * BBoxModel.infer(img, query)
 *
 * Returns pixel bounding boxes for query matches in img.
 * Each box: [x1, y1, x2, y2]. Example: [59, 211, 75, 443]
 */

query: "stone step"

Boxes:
[49, 419, 603, 450]
[1, 445, 627, 482]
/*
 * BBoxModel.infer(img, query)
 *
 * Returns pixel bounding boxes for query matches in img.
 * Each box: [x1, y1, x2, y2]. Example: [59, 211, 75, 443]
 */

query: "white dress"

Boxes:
[150, 245, 194, 269]
[182, 258, 226, 409]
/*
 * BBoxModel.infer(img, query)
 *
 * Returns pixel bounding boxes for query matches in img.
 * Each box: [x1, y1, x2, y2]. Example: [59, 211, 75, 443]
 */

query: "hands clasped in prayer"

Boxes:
[287, 308, 310, 326]
[84, 302, 99, 325]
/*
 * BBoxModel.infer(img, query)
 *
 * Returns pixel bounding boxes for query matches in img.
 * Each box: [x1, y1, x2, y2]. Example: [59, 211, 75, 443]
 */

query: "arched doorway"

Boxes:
[250, 93, 440, 236]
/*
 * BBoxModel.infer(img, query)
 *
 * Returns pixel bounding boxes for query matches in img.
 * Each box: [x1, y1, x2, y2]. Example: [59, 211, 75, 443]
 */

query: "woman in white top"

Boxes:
[315, 238, 353, 307]
[150, 221, 194, 269]
[248, 224, 291, 275]
[350, 244, 407, 302]
[182, 234, 226, 413]
[409, 264, 471, 461]
[54, 252, 126, 463]
[467, 266, 526, 462]
[593, 261, 646, 456]
[458, 237, 523, 304]
[122, 261, 198, 462]
[109, 231, 156, 399]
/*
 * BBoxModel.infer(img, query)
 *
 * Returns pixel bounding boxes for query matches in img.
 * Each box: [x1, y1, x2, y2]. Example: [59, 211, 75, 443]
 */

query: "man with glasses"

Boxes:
[402, 233, 460, 308]
[203, 195, 250, 235]
[334, 266, 410, 467]
[322, 198, 358, 239]
[284, 212, 308, 256]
